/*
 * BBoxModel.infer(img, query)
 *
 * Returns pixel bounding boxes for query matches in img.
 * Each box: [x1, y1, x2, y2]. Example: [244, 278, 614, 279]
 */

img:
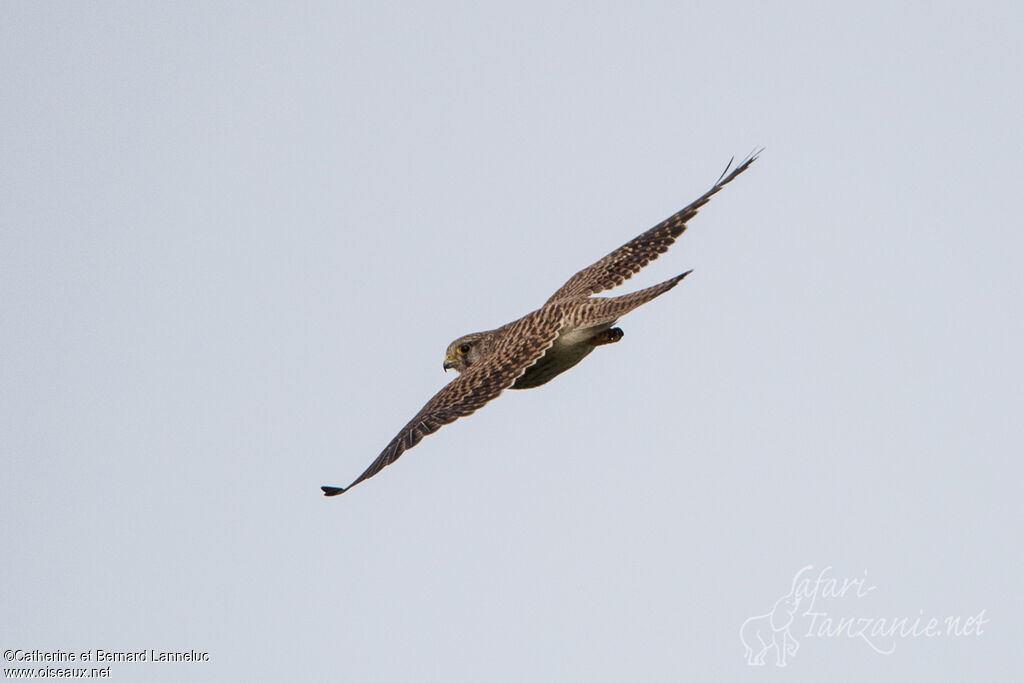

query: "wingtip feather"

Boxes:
[321, 485, 346, 497]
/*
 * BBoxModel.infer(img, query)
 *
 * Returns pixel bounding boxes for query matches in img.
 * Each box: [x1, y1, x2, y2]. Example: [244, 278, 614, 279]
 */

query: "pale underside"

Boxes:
[510, 320, 616, 389]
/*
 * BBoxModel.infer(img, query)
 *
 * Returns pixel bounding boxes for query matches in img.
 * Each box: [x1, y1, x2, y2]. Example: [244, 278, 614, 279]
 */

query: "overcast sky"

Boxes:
[2, 2, 1022, 681]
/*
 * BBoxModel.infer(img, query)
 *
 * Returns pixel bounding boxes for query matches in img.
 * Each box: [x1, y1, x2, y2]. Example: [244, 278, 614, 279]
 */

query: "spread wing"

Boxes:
[321, 307, 566, 496]
[545, 152, 759, 304]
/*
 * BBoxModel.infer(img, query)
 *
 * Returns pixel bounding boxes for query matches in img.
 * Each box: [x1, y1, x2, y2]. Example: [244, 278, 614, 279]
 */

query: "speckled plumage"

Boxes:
[322, 153, 758, 496]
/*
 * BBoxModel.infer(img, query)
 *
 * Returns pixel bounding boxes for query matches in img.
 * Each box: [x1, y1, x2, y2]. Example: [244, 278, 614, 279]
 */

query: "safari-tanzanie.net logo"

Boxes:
[739, 565, 987, 667]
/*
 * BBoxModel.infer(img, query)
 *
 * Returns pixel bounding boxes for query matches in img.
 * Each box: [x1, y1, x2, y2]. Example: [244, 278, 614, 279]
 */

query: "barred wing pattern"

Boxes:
[545, 152, 760, 304]
[321, 307, 566, 495]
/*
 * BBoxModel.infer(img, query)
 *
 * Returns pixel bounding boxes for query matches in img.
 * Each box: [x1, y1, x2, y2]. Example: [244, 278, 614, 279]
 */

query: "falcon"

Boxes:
[322, 153, 759, 496]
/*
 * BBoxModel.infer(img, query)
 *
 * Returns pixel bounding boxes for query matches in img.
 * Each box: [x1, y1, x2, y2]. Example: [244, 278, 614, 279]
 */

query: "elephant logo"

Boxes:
[740, 590, 802, 666]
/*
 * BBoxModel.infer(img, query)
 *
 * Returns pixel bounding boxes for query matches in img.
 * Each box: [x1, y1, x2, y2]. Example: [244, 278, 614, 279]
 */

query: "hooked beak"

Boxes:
[443, 355, 454, 372]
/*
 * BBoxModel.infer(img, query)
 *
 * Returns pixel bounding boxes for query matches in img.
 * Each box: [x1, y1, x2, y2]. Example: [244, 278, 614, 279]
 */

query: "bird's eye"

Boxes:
[458, 344, 471, 354]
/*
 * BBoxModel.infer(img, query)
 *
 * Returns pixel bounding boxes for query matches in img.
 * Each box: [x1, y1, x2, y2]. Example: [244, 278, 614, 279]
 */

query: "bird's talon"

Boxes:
[591, 327, 624, 346]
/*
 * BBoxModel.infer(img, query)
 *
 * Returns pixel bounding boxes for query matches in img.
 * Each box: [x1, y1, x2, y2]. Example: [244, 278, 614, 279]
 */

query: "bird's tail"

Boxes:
[617, 270, 691, 307]
[565, 271, 692, 328]
[581, 270, 693, 323]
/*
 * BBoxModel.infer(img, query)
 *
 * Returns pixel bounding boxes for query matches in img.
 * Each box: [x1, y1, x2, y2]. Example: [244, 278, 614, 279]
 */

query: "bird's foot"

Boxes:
[590, 327, 624, 346]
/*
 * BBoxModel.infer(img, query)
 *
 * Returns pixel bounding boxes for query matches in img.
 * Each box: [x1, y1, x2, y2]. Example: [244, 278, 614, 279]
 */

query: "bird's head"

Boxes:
[443, 333, 488, 374]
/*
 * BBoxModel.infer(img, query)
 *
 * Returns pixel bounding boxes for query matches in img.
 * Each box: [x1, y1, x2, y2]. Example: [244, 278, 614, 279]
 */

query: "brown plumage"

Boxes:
[322, 153, 759, 496]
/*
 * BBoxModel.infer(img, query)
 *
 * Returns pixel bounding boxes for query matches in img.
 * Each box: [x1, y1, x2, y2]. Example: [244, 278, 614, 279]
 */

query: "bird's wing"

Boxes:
[322, 307, 566, 496]
[545, 152, 759, 304]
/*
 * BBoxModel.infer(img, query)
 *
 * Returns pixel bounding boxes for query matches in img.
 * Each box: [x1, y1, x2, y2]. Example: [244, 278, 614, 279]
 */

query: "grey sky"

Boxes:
[2, 2, 1021, 681]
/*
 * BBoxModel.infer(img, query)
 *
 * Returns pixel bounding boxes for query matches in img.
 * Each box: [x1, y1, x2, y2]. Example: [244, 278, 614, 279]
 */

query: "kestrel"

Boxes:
[322, 153, 758, 496]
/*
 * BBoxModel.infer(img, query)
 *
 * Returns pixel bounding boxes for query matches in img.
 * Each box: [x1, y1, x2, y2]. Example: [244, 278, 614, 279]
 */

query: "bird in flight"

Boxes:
[322, 153, 759, 496]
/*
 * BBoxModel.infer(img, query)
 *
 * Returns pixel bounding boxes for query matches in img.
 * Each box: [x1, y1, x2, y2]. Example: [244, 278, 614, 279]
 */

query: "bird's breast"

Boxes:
[509, 322, 613, 390]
